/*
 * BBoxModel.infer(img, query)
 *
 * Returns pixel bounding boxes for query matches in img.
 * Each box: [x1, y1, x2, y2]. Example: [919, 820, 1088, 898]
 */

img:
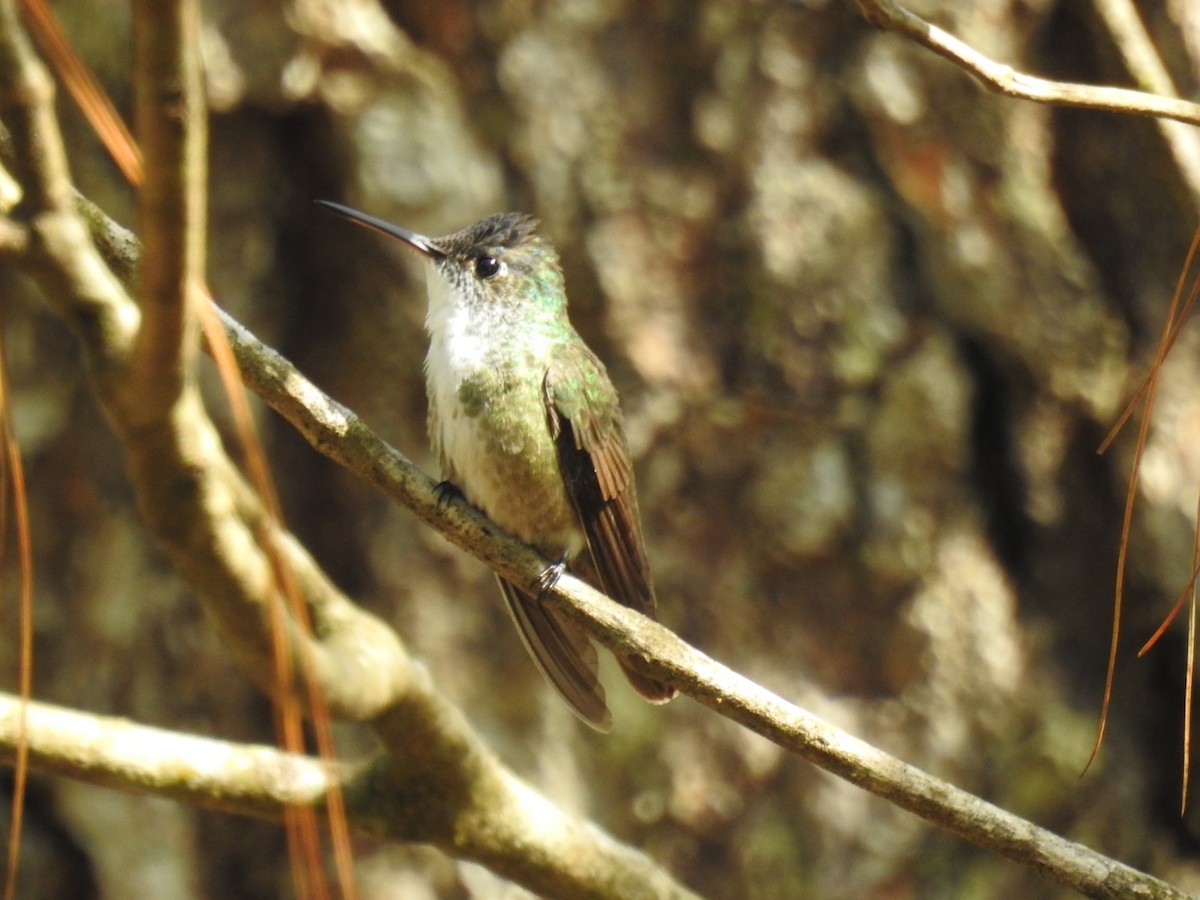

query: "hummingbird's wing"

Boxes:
[495, 576, 612, 732]
[544, 342, 676, 704]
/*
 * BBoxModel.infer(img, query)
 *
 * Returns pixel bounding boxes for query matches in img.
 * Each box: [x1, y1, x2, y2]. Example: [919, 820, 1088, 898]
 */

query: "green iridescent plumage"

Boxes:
[318, 201, 676, 730]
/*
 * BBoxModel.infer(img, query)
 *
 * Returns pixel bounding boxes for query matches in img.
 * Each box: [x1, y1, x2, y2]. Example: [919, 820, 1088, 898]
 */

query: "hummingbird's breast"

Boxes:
[424, 304, 584, 557]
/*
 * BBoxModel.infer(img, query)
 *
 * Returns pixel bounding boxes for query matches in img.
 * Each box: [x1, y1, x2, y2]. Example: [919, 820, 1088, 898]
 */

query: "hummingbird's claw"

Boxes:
[533, 556, 569, 602]
[433, 480, 463, 509]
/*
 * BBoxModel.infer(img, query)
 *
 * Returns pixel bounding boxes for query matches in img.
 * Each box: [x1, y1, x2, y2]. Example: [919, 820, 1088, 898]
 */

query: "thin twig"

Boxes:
[1089, 0, 1200, 210]
[855, 0, 1200, 127]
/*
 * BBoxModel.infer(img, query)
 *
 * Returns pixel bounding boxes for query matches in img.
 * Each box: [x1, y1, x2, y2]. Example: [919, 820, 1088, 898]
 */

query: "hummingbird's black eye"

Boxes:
[475, 255, 501, 279]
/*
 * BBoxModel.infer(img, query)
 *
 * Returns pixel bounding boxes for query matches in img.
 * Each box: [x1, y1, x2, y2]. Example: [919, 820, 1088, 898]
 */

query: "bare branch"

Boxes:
[128, 0, 205, 423]
[555, 575, 1186, 900]
[855, 0, 1200, 127]
[199, 303, 1182, 898]
[0, 0, 70, 211]
[0, 693, 341, 817]
[1089, 0, 1200, 209]
[210, 306, 481, 556]
[0, 0, 134, 366]
[0, 693, 699, 900]
[0, 0, 403, 729]
[0, 213, 27, 257]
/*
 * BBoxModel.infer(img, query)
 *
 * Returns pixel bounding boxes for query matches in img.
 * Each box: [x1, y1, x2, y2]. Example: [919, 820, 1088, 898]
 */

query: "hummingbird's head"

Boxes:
[426, 213, 564, 311]
[315, 201, 567, 326]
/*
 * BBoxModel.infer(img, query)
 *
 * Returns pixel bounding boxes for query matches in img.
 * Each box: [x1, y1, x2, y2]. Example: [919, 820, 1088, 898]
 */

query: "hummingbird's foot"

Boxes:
[433, 480, 463, 509]
[533, 556, 569, 603]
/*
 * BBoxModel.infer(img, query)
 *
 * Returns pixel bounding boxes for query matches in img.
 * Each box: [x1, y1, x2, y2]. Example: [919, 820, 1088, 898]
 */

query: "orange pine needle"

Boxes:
[1088, 226, 1200, 775]
[198, 297, 357, 899]
[0, 335, 34, 900]
[19, 0, 142, 186]
[1098, 229, 1200, 456]
[1137, 560, 1200, 657]
[1182, 486, 1200, 813]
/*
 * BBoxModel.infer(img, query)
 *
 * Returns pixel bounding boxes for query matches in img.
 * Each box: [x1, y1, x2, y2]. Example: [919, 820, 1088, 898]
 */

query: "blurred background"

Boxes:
[4, 0, 1200, 896]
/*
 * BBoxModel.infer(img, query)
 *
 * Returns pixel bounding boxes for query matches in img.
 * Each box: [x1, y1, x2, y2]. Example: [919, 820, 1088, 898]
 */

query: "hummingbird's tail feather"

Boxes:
[496, 577, 612, 732]
[618, 659, 677, 705]
[569, 553, 678, 706]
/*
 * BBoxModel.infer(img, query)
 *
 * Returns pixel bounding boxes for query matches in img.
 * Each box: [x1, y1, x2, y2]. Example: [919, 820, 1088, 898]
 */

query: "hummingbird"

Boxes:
[316, 200, 676, 731]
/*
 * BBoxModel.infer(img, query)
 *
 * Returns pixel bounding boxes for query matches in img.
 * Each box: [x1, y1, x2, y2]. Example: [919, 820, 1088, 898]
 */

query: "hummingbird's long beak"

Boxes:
[314, 200, 443, 259]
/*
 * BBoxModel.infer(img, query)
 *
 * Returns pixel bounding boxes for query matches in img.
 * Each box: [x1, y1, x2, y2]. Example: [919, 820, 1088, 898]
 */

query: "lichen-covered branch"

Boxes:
[0, 693, 697, 900]
[205, 301, 1184, 899]
[0, 693, 341, 817]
